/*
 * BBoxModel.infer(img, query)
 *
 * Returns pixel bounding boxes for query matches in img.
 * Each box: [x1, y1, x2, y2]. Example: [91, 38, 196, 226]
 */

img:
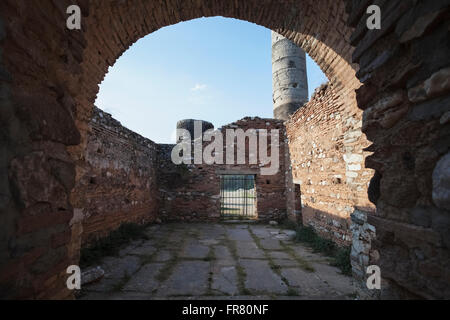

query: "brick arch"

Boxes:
[70, 0, 361, 200]
[71, 0, 360, 158]
[0, 0, 448, 300]
[70, 0, 363, 258]
[80, 0, 356, 104]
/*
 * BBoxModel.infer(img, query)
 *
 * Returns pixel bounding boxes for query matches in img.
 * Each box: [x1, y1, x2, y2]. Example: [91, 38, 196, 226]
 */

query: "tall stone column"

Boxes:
[272, 32, 309, 120]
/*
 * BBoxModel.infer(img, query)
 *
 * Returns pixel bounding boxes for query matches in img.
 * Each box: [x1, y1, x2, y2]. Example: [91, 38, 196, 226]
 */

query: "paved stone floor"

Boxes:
[79, 223, 359, 300]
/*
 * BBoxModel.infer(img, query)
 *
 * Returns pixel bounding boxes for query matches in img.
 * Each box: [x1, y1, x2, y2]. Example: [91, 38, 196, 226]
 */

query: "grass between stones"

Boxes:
[109, 224, 185, 295]
[80, 223, 151, 268]
[279, 219, 299, 231]
[206, 270, 215, 296]
[154, 231, 186, 283]
[203, 247, 216, 262]
[248, 223, 315, 273]
[139, 254, 156, 266]
[295, 226, 352, 276]
[248, 227, 302, 295]
[205, 245, 218, 297]
[111, 271, 131, 292]
[287, 287, 300, 296]
[108, 225, 176, 293]
[155, 253, 180, 282]
[222, 236, 251, 295]
[279, 241, 316, 272]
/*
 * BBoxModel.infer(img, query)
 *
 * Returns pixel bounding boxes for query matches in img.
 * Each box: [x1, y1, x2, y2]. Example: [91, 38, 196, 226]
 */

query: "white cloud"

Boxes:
[191, 83, 207, 91]
[188, 83, 214, 106]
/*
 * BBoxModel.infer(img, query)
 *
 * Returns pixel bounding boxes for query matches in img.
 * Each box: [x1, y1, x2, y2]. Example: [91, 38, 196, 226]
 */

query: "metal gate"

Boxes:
[220, 175, 257, 219]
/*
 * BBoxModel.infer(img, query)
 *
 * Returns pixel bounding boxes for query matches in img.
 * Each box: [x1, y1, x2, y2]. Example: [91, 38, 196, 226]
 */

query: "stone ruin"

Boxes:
[0, 0, 448, 300]
[78, 107, 296, 245]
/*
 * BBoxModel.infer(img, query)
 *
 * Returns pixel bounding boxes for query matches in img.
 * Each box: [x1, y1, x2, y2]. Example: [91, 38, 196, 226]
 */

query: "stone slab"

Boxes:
[280, 267, 333, 296]
[80, 223, 359, 300]
[272, 259, 300, 267]
[249, 225, 273, 239]
[269, 251, 292, 260]
[159, 261, 210, 296]
[240, 259, 288, 294]
[214, 245, 232, 259]
[153, 250, 173, 262]
[123, 263, 165, 293]
[236, 242, 265, 259]
[312, 263, 355, 295]
[211, 264, 239, 296]
[128, 244, 157, 256]
[118, 240, 144, 257]
[100, 256, 141, 279]
[260, 238, 283, 250]
[226, 227, 253, 241]
[180, 243, 210, 259]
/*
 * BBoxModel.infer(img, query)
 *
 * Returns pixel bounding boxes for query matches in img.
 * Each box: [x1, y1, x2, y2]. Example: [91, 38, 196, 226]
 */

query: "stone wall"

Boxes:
[76, 113, 294, 244]
[75, 107, 160, 246]
[286, 82, 375, 246]
[158, 117, 295, 223]
[0, 0, 358, 299]
[350, 209, 377, 283]
[346, 0, 450, 299]
[157, 143, 220, 222]
[0, 0, 448, 300]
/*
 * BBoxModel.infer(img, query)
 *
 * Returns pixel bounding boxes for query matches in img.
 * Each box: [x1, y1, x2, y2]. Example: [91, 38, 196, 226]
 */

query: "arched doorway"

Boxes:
[0, 0, 448, 299]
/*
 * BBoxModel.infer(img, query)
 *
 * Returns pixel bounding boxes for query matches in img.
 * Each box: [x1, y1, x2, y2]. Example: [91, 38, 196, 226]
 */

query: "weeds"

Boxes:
[287, 288, 300, 296]
[296, 226, 335, 255]
[280, 242, 315, 272]
[80, 223, 150, 268]
[331, 247, 352, 276]
[279, 219, 299, 231]
[203, 247, 216, 262]
[139, 254, 155, 266]
[248, 227, 306, 295]
[295, 226, 352, 276]
[223, 237, 249, 295]
[111, 271, 131, 292]
[155, 253, 179, 282]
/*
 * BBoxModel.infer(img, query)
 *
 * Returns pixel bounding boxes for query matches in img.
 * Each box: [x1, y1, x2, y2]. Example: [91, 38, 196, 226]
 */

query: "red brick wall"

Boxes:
[77, 114, 294, 245]
[286, 83, 375, 246]
[0, 0, 359, 300]
[75, 107, 160, 245]
[1, 0, 448, 300]
[158, 117, 295, 222]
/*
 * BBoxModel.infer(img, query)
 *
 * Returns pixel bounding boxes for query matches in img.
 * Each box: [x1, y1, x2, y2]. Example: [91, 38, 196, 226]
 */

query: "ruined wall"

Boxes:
[76, 115, 293, 242]
[1, 0, 448, 301]
[286, 82, 375, 246]
[347, 0, 450, 299]
[158, 117, 295, 222]
[157, 143, 221, 222]
[75, 107, 160, 246]
[0, 0, 359, 299]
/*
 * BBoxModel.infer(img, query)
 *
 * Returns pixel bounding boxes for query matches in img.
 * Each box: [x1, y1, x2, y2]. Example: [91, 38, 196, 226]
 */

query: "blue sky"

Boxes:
[96, 17, 328, 143]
